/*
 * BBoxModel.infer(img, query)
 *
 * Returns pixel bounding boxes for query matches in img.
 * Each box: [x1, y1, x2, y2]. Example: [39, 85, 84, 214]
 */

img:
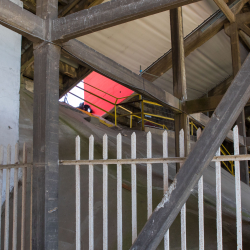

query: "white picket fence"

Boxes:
[0, 125, 248, 249]
[59, 125, 247, 250]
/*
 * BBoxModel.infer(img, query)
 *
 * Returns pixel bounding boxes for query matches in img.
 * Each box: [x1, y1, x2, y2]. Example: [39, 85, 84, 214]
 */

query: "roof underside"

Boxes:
[76, 0, 240, 100]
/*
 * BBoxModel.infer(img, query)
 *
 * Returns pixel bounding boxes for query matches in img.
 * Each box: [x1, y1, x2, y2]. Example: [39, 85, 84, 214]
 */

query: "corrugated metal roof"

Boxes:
[76, 0, 238, 100]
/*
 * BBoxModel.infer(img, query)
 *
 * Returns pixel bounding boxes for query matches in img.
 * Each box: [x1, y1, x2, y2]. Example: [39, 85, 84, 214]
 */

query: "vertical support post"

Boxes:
[103, 134, 108, 250]
[117, 134, 122, 250]
[75, 136, 81, 250]
[4, 145, 11, 250]
[233, 126, 242, 250]
[89, 135, 94, 250]
[170, 7, 189, 173]
[33, 0, 60, 247]
[131, 132, 137, 243]
[163, 131, 169, 250]
[33, 42, 61, 250]
[12, 143, 19, 250]
[33, 1, 60, 248]
[21, 143, 27, 250]
[147, 132, 152, 219]
[230, 23, 249, 185]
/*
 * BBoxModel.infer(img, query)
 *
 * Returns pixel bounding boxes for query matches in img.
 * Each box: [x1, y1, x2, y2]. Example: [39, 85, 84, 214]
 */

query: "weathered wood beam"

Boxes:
[58, 0, 81, 17]
[21, 45, 34, 74]
[61, 39, 182, 111]
[141, 0, 248, 82]
[59, 65, 92, 98]
[230, 21, 249, 185]
[207, 75, 233, 97]
[213, 0, 235, 23]
[239, 30, 250, 49]
[184, 94, 250, 113]
[130, 52, 250, 250]
[51, 0, 201, 43]
[0, 0, 45, 42]
[32, 0, 60, 249]
[170, 7, 189, 172]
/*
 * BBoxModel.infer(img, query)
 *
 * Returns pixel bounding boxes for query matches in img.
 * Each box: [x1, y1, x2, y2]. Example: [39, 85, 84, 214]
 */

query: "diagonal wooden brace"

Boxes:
[130, 53, 250, 249]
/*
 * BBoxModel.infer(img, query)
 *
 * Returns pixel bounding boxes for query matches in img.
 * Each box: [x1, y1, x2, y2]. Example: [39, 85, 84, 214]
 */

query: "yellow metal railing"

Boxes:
[70, 82, 239, 177]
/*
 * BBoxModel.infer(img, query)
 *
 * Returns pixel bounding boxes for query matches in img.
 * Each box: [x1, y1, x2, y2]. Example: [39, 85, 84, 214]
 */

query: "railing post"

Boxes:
[140, 96, 145, 131]
[115, 100, 118, 127]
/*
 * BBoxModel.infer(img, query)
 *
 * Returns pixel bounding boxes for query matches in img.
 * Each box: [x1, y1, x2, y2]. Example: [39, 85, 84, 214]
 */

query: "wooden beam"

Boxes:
[32, 0, 60, 249]
[207, 75, 233, 97]
[170, 7, 189, 172]
[0, 0, 45, 42]
[238, 23, 250, 37]
[130, 52, 250, 250]
[190, 112, 245, 145]
[185, 94, 250, 113]
[230, 21, 249, 185]
[141, 0, 248, 82]
[239, 30, 250, 49]
[61, 39, 182, 111]
[51, 0, 201, 43]
[59, 66, 92, 98]
[213, 0, 235, 23]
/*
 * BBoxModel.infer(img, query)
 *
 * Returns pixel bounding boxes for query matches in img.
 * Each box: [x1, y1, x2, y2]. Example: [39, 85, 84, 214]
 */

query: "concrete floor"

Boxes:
[2, 87, 250, 250]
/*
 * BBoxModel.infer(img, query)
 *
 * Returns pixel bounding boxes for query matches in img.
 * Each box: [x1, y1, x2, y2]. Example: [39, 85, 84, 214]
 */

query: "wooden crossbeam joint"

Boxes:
[213, 0, 235, 23]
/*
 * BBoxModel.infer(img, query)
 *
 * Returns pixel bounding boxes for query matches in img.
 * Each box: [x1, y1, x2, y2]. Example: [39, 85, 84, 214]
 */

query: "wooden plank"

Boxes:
[0, 0, 45, 42]
[51, 0, 201, 43]
[141, 0, 248, 82]
[61, 39, 181, 111]
[130, 53, 250, 249]
[213, 0, 235, 23]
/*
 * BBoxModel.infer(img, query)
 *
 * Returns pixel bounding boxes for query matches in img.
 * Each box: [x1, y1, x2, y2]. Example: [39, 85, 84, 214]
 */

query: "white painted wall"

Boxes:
[0, 0, 23, 204]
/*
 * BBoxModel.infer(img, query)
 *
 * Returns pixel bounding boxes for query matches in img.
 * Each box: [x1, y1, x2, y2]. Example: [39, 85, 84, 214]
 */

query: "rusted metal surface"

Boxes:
[163, 131, 169, 250]
[117, 133, 122, 250]
[89, 135, 94, 250]
[103, 134, 108, 250]
[216, 147, 223, 250]
[233, 126, 242, 250]
[75, 136, 81, 250]
[147, 132, 152, 219]
[131, 132, 137, 243]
